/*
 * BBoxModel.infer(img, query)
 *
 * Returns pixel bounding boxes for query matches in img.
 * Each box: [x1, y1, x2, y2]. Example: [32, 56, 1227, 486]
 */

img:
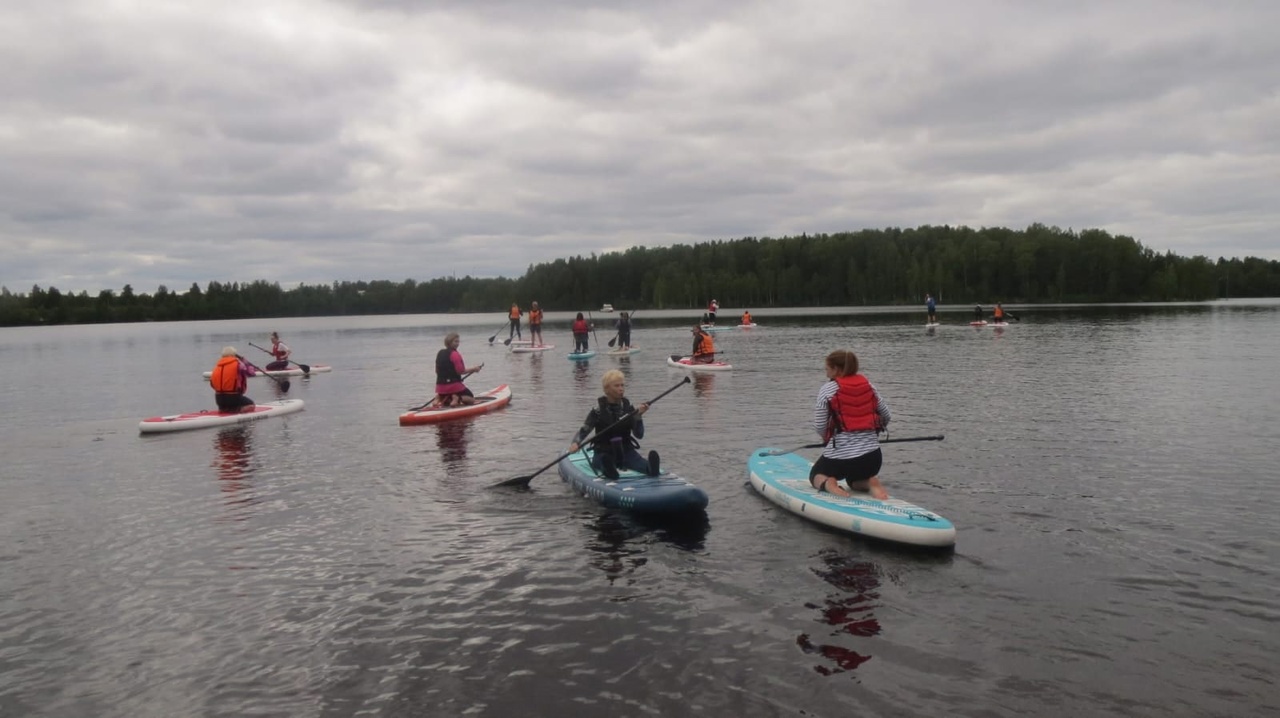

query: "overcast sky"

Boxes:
[3, 0, 1277, 295]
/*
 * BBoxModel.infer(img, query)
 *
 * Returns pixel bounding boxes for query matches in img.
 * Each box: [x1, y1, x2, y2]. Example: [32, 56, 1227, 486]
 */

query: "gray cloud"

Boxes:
[2, 0, 1277, 295]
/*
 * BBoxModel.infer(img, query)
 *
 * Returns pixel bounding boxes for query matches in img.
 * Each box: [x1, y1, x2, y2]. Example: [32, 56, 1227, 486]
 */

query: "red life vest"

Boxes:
[529, 308, 543, 325]
[572, 318, 589, 333]
[210, 356, 245, 394]
[827, 374, 880, 439]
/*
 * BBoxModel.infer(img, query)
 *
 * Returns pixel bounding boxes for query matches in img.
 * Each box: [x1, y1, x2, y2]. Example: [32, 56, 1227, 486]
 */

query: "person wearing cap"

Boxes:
[690, 325, 716, 364]
[210, 346, 258, 413]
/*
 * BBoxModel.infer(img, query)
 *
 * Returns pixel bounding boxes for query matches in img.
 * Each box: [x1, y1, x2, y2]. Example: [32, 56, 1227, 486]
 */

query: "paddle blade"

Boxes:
[490, 475, 534, 489]
[297, 363, 310, 375]
[503, 337, 513, 346]
[277, 378, 291, 392]
[608, 336, 617, 347]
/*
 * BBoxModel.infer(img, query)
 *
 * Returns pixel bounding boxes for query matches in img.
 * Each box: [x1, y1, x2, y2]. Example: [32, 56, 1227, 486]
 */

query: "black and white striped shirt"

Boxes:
[812, 378, 891, 459]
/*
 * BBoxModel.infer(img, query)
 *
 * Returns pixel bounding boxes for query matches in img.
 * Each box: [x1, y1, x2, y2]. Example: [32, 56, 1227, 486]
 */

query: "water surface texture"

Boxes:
[1, 302, 1277, 717]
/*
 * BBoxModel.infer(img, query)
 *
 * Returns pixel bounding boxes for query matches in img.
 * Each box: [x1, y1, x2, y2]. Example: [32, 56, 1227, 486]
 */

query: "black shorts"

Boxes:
[215, 393, 254, 413]
[809, 450, 883, 484]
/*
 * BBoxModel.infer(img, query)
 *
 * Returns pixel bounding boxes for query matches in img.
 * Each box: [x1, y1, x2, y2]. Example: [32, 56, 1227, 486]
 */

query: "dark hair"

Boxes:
[825, 349, 859, 377]
[576, 312, 584, 320]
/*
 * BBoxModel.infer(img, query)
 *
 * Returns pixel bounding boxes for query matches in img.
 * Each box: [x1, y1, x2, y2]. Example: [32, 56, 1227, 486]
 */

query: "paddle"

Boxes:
[249, 342, 310, 375]
[669, 352, 725, 363]
[487, 321, 509, 344]
[490, 376, 691, 489]
[607, 310, 637, 348]
[757, 434, 945, 457]
[587, 310, 600, 351]
[406, 365, 484, 411]
[238, 355, 290, 392]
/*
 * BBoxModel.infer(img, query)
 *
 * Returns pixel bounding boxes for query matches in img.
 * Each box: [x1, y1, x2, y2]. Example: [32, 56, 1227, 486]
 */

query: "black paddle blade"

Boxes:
[297, 363, 310, 375]
[608, 335, 617, 347]
[490, 475, 535, 489]
[277, 378, 291, 392]
[503, 337, 513, 346]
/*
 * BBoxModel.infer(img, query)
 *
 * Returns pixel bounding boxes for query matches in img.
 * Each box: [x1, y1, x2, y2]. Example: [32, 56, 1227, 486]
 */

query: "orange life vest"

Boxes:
[826, 374, 880, 439]
[509, 305, 521, 319]
[742, 312, 752, 324]
[529, 308, 543, 325]
[694, 333, 715, 356]
[210, 356, 245, 394]
[993, 306, 1005, 319]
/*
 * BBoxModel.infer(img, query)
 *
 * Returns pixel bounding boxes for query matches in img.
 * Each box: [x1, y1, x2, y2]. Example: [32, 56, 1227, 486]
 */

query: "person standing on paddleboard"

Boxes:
[568, 369, 659, 479]
[615, 312, 633, 350]
[529, 301, 544, 347]
[211, 346, 258, 413]
[691, 325, 716, 364]
[571, 312, 592, 353]
[809, 349, 892, 499]
[266, 332, 291, 370]
[705, 299, 719, 325]
[926, 294, 937, 324]
[993, 303, 1007, 323]
[973, 304, 984, 321]
[434, 332, 483, 408]
[507, 303, 523, 341]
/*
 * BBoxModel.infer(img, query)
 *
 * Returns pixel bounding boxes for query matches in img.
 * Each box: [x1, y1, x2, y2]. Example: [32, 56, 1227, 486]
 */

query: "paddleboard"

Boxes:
[990, 321, 1010, 328]
[738, 323, 758, 329]
[139, 399, 306, 434]
[667, 355, 733, 372]
[606, 347, 641, 356]
[699, 325, 733, 333]
[567, 350, 597, 360]
[399, 384, 512, 425]
[925, 322, 940, 328]
[510, 344, 555, 353]
[202, 364, 332, 379]
[969, 320, 988, 327]
[504, 338, 533, 346]
[558, 450, 708, 515]
[748, 449, 955, 547]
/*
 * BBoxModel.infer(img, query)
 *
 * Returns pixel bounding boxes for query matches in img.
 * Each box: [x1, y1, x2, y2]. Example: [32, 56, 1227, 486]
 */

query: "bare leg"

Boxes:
[812, 473, 851, 497]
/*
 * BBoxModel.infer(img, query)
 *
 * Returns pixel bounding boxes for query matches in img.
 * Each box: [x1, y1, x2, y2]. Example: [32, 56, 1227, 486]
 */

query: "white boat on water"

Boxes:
[600, 303, 614, 312]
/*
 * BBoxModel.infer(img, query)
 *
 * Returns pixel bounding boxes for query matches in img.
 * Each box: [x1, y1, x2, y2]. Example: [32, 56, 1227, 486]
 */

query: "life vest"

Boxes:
[210, 356, 245, 394]
[826, 374, 880, 440]
[708, 301, 717, 312]
[742, 312, 751, 324]
[529, 308, 543, 325]
[509, 306, 521, 320]
[271, 342, 288, 360]
[694, 332, 715, 356]
[588, 397, 639, 451]
[993, 306, 1004, 319]
[572, 318, 589, 334]
[435, 348, 462, 384]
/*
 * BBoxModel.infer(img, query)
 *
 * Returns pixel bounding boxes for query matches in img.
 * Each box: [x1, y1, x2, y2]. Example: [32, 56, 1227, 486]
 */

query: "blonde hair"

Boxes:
[825, 349, 859, 377]
[221, 346, 238, 357]
[601, 369, 625, 388]
[443, 332, 460, 347]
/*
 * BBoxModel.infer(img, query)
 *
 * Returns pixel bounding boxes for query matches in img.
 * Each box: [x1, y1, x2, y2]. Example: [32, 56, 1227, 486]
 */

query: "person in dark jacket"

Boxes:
[568, 369, 660, 478]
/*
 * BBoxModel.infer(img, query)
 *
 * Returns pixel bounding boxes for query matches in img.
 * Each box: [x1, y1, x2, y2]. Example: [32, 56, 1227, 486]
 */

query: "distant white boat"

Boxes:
[600, 303, 614, 312]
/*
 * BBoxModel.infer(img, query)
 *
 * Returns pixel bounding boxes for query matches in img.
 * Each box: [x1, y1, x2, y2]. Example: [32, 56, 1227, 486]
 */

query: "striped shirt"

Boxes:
[812, 378, 891, 459]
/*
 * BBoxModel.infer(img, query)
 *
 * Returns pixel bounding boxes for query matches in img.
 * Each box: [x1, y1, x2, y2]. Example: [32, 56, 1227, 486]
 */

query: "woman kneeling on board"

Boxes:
[433, 332, 483, 407]
[567, 369, 660, 479]
[211, 346, 258, 413]
[810, 349, 892, 499]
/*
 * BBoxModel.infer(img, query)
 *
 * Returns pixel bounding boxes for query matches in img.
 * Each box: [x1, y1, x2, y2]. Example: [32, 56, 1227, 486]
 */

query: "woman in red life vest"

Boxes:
[528, 301, 544, 346]
[266, 332, 291, 370]
[571, 312, 591, 353]
[690, 325, 716, 363]
[210, 346, 258, 413]
[809, 349, 892, 499]
[434, 332, 483, 407]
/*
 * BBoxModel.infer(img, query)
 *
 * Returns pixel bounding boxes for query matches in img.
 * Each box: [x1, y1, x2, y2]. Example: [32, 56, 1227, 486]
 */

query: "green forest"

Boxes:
[3, 224, 1277, 326]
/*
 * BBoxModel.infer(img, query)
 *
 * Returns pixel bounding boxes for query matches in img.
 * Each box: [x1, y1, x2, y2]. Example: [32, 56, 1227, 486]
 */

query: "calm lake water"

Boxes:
[2, 302, 1277, 717]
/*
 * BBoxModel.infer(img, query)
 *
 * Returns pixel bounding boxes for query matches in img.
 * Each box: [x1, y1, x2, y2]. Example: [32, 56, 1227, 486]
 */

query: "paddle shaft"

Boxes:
[487, 320, 510, 343]
[759, 434, 945, 456]
[248, 342, 310, 374]
[407, 366, 483, 411]
[587, 310, 600, 349]
[238, 355, 290, 392]
[490, 376, 691, 488]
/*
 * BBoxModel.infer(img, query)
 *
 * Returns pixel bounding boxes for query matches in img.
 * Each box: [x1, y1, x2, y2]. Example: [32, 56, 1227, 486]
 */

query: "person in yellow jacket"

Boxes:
[210, 346, 258, 413]
[507, 303, 522, 341]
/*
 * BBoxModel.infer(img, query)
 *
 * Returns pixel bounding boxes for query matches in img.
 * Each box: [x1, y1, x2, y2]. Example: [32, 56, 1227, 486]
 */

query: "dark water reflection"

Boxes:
[1, 302, 1278, 717]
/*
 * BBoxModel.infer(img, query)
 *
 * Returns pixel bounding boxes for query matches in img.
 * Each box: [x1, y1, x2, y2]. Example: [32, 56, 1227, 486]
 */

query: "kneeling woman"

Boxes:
[810, 349, 892, 499]
[434, 332, 483, 407]
[568, 369, 660, 478]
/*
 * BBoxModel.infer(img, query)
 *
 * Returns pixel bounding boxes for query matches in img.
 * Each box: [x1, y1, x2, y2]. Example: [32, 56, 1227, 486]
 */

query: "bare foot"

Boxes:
[814, 475, 851, 497]
[868, 477, 889, 500]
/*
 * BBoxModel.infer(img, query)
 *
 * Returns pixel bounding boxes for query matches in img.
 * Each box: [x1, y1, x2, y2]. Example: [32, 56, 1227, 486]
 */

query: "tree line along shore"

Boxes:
[4, 224, 1277, 326]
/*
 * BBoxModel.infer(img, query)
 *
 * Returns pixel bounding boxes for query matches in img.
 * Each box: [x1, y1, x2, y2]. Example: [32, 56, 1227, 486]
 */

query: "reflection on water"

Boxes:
[435, 419, 471, 466]
[584, 512, 710, 586]
[690, 371, 716, 397]
[212, 426, 258, 519]
[572, 359, 592, 388]
[798, 548, 882, 675]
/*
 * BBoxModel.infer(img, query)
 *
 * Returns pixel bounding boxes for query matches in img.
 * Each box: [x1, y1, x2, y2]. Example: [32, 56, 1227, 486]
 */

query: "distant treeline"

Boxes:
[3, 224, 1277, 326]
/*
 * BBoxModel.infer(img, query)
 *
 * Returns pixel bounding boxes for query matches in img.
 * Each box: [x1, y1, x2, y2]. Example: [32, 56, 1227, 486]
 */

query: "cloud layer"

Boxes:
[3, 0, 1277, 294]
